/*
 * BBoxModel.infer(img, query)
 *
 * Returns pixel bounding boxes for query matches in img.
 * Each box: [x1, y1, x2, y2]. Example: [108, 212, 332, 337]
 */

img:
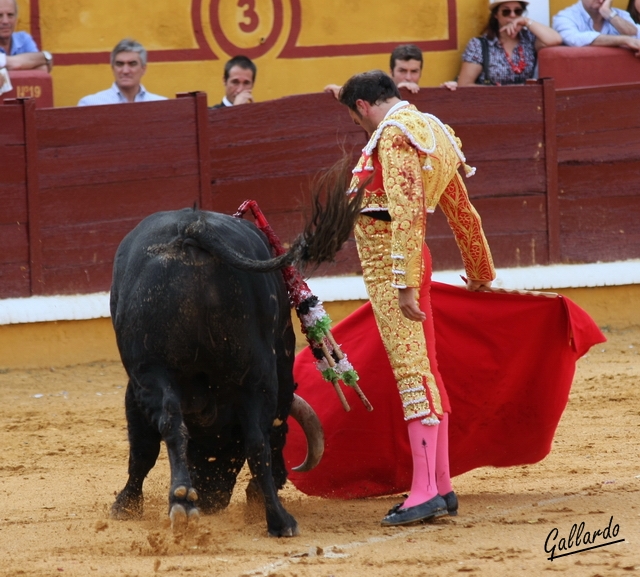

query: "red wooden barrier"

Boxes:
[539, 46, 640, 90]
[0, 102, 30, 297]
[556, 83, 640, 262]
[2, 93, 209, 297]
[1, 70, 54, 107]
[1, 82, 639, 300]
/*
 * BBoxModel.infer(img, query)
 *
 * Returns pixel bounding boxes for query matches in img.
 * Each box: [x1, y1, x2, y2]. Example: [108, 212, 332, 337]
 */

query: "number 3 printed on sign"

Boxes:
[210, 0, 284, 58]
[238, 0, 259, 33]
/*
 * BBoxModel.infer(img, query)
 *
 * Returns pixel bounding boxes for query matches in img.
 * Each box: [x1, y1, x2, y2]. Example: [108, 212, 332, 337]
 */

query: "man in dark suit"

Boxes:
[211, 55, 256, 109]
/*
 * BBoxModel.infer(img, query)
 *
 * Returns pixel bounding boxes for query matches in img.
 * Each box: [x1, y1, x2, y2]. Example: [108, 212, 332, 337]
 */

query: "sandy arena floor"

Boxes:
[0, 327, 638, 577]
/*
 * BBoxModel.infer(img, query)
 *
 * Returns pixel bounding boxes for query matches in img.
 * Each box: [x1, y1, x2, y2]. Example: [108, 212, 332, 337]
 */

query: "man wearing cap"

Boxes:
[553, 0, 640, 52]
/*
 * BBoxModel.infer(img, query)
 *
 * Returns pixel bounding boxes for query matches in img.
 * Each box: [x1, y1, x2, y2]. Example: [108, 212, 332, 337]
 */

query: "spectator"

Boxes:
[210, 55, 256, 108]
[553, 0, 640, 53]
[0, 0, 52, 72]
[628, 0, 640, 23]
[445, 0, 562, 88]
[324, 43, 424, 98]
[78, 39, 166, 106]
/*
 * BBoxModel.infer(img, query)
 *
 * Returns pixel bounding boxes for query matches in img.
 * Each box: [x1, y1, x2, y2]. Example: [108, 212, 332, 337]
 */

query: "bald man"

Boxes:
[0, 0, 52, 72]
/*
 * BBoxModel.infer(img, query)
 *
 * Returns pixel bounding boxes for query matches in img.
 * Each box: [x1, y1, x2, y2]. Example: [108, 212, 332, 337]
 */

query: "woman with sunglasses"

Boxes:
[445, 0, 562, 88]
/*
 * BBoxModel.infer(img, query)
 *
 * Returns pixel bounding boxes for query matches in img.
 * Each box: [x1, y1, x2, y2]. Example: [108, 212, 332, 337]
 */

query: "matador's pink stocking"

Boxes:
[402, 419, 439, 509]
[435, 412, 453, 496]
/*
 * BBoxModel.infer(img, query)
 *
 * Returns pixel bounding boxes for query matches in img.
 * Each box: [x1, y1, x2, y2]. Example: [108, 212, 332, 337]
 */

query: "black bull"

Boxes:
[109, 161, 365, 537]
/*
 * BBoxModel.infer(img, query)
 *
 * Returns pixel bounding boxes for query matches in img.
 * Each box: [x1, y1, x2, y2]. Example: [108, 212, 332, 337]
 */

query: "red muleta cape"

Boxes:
[284, 281, 605, 499]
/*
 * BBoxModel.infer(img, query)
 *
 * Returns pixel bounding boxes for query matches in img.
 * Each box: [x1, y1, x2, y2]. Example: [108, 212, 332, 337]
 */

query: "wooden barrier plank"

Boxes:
[0, 103, 29, 297]
[542, 77, 560, 263]
[558, 161, 640, 200]
[210, 126, 544, 181]
[0, 185, 28, 225]
[21, 98, 44, 295]
[35, 100, 195, 146]
[0, 222, 29, 264]
[557, 127, 640, 164]
[38, 175, 201, 226]
[539, 47, 640, 89]
[556, 84, 640, 135]
[410, 85, 544, 125]
[37, 136, 199, 190]
[41, 262, 114, 296]
[0, 146, 28, 185]
[556, 84, 640, 164]
[0, 105, 26, 145]
[212, 174, 312, 219]
[465, 159, 545, 197]
[177, 92, 214, 211]
[0, 262, 30, 298]
[559, 196, 640, 263]
[209, 88, 544, 148]
[41, 218, 152, 266]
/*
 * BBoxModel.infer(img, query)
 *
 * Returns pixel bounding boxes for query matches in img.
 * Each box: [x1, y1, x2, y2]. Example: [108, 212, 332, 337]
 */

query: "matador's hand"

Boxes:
[398, 287, 426, 322]
[466, 279, 493, 292]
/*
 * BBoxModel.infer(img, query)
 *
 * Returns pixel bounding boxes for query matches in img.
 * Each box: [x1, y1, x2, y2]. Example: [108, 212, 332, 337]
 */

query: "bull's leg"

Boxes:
[188, 428, 245, 513]
[111, 379, 161, 519]
[117, 368, 199, 529]
[240, 384, 298, 537]
[245, 419, 287, 505]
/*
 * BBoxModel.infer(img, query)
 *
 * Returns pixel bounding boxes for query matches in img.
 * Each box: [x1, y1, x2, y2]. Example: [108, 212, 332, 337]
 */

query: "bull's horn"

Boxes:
[290, 393, 324, 472]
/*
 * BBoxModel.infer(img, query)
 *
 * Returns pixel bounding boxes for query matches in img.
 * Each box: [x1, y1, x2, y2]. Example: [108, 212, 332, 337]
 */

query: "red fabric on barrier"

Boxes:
[284, 282, 605, 499]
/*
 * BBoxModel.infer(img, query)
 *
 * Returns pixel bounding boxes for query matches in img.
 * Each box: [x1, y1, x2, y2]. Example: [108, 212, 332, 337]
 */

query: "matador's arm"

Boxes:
[438, 172, 496, 282]
[378, 128, 426, 288]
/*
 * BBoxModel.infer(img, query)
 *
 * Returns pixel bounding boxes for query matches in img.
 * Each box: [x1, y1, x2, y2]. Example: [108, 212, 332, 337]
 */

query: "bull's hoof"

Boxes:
[267, 513, 300, 538]
[170, 504, 188, 532]
[268, 523, 300, 538]
[169, 504, 200, 532]
[111, 492, 143, 520]
[173, 485, 198, 501]
[169, 486, 200, 532]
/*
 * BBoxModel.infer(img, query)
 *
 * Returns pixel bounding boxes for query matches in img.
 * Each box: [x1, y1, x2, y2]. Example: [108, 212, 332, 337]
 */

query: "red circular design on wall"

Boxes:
[210, 0, 284, 59]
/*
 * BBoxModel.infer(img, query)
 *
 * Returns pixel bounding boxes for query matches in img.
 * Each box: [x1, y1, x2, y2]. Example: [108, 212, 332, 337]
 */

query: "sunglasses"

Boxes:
[500, 7, 524, 16]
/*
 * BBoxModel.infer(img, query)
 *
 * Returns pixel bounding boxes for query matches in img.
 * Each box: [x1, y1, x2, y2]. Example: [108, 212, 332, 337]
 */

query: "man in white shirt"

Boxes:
[553, 0, 640, 53]
[78, 39, 166, 106]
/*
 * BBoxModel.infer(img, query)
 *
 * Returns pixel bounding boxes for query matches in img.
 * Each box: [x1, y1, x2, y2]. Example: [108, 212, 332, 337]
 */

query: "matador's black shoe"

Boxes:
[380, 495, 448, 526]
[441, 491, 458, 516]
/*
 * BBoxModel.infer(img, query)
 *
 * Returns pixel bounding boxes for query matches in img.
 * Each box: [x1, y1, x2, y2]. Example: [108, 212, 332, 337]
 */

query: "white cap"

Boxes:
[489, 0, 529, 8]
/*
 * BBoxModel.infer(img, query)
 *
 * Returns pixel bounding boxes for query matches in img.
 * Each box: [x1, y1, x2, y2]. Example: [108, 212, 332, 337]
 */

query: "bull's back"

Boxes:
[111, 209, 289, 371]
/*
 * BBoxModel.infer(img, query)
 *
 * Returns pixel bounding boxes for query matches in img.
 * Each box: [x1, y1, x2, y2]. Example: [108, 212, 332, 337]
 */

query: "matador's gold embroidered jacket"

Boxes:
[349, 101, 496, 288]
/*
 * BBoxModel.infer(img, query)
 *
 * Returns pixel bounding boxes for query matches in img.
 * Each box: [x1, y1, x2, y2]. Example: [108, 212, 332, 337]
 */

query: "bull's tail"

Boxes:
[183, 218, 292, 273]
[184, 154, 366, 273]
[290, 153, 366, 269]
